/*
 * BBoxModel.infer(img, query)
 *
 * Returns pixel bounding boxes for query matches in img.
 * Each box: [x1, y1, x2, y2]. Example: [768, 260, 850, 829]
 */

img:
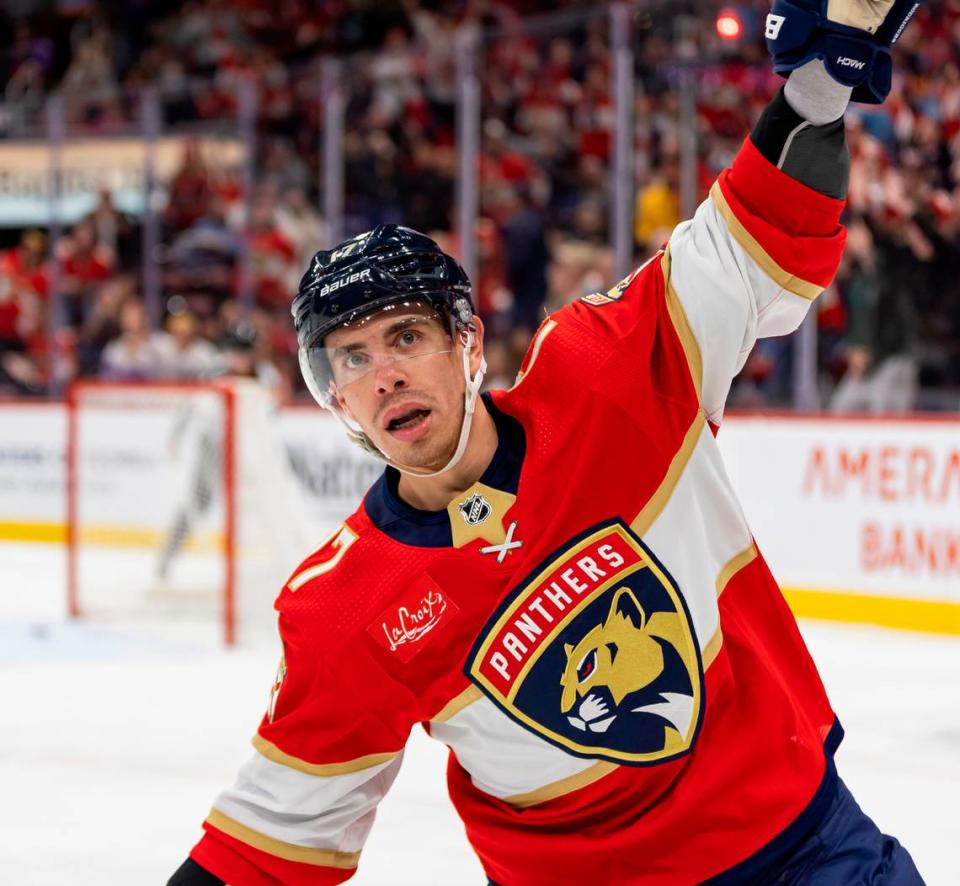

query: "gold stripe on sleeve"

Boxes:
[660, 246, 704, 400]
[715, 543, 758, 597]
[701, 628, 724, 669]
[504, 761, 618, 808]
[206, 809, 361, 868]
[251, 734, 399, 777]
[511, 319, 557, 388]
[630, 411, 706, 538]
[701, 543, 758, 669]
[710, 182, 823, 301]
[431, 686, 482, 723]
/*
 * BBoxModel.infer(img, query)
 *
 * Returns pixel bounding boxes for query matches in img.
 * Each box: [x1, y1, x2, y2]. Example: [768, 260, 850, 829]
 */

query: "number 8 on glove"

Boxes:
[766, 0, 922, 104]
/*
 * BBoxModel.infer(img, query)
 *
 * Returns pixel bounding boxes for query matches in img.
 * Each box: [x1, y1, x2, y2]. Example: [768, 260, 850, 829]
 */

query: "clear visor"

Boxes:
[299, 302, 454, 407]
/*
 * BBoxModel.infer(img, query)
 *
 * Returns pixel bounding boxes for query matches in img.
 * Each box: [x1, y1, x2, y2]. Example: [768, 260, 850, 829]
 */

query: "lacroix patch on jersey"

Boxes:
[367, 574, 460, 663]
[466, 519, 704, 765]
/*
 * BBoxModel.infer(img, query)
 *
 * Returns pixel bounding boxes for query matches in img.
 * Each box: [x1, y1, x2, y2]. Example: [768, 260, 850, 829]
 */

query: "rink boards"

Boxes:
[1, 400, 958, 634]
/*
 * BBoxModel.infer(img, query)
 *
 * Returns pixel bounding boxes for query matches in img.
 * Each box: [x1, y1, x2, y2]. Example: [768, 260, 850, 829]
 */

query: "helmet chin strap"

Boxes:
[326, 328, 488, 479]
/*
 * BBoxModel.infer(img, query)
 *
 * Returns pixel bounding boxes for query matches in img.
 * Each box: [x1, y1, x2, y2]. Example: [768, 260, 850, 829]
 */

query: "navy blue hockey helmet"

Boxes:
[292, 224, 474, 353]
[292, 224, 487, 476]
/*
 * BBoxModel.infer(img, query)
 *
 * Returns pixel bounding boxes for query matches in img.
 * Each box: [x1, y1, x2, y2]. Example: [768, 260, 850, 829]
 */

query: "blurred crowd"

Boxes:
[1, 0, 959, 411]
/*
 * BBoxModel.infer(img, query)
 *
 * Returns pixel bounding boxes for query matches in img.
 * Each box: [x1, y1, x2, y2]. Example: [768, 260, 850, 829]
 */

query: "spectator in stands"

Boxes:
[275, 186, 328, 269]
[74, 274, 134, 378]
[165, 140, 214, 233]
[500, 185, 550, 333]
[60, 24, 118, 124]
[158, 310, 220, 380]
[167, 195, 239, 303]
[0, 266, 44, 394]
[0, 230, 49, 300]
[88, 189, 135, 265]
[99, 297, 171, 381]
[2, 0, 959, 411]
[57, 219, 115, 326]
[634, 158, 681, 253]
[248, 192, 298, 310]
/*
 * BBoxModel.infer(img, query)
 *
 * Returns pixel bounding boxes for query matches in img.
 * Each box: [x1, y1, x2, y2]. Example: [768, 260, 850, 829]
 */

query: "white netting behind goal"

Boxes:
[67, 380, 321, 644]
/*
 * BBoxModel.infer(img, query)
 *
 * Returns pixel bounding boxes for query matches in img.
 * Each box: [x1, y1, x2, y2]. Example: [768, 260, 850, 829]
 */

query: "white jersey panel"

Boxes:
[666, 194, 815, 423]
[641, 423, 756, 650]
[430, 696, 597, 800]
[211, 750, 403, 854]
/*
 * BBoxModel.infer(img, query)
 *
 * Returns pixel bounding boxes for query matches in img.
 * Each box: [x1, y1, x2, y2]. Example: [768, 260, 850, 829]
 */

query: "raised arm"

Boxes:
[654, 1, 921, 422]
[664, 62, 850, 424]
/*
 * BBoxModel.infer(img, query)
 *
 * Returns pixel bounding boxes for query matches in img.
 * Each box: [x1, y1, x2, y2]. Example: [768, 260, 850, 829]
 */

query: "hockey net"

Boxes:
[66, 380, 319, 645]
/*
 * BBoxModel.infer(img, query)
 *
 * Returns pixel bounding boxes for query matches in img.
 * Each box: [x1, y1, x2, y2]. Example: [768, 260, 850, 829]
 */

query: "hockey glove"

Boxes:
[765, 0, 922, 103]
[167, 857, 226, 886]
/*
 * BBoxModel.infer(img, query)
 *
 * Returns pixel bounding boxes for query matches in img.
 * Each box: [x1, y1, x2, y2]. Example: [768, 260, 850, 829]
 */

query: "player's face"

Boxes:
[326, 303, 484, 471]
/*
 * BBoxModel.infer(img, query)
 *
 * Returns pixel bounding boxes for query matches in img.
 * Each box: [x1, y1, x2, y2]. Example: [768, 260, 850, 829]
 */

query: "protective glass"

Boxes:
[299, 302, 454, 406]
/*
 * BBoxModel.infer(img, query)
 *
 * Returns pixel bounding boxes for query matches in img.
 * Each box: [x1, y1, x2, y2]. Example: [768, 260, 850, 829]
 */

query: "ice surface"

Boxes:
[1, 541, 956, 885]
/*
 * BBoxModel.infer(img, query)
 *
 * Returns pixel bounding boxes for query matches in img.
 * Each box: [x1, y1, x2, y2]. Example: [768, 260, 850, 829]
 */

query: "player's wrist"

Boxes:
[751, 87, 850, 199]
[785, 59, 852, 125]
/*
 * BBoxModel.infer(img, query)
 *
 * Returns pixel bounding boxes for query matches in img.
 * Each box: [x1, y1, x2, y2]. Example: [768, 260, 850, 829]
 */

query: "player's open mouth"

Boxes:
[387, 408, 430, 430]
[385, 407, 432, 441]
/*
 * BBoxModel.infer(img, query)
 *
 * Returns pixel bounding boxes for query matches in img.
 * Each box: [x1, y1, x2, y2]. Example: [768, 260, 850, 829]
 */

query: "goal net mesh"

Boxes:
[67, 380, 321, 644]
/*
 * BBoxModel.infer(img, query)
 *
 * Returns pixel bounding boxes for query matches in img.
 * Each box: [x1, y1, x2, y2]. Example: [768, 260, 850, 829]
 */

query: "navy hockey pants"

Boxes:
[758, 778, 923, 885]
[486, 779, 922, 885]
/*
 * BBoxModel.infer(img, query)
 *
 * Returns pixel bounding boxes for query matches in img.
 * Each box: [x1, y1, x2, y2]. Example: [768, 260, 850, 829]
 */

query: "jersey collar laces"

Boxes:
[308, 317, 488, 479]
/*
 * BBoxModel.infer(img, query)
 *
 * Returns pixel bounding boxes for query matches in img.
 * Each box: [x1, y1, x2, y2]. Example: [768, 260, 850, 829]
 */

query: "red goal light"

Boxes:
[716, 8, 743, 41]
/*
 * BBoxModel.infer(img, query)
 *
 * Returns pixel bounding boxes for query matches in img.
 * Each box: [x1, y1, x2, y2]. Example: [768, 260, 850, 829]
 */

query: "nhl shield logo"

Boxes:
[466, 519, 704, 765]
[458, 493, 492, 527]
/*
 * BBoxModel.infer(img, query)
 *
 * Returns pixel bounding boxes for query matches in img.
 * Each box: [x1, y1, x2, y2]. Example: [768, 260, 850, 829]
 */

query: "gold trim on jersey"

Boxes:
[505, 760, 619, 808]
[511, 319, 557, 387]
[287, 525, 359, 591]
[702, 543, 759, 668]
[630, 412, 706, 538]
[251, 734, 399, 777]
[430, 685, 483, 723]
[701, 629, 724, 669]
[660, 246, 704, 400]
[205, 809, 361, 868]
[715, 543, 758, 597]
[709, 181, 823, 301]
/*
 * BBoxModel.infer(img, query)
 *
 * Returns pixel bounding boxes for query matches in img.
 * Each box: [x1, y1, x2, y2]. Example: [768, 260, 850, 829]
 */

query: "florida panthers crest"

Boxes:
[466, 520, 704, 765]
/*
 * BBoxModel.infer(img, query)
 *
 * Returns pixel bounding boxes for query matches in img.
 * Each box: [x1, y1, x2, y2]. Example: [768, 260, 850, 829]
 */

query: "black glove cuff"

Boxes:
[167, 857, 226, 886]
[750, 88, 850, 200]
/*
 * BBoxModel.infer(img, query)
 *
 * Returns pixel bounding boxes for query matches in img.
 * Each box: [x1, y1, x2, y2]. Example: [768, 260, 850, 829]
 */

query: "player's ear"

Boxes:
[334, 388, 357, 423]
[461, 315, 485, 377]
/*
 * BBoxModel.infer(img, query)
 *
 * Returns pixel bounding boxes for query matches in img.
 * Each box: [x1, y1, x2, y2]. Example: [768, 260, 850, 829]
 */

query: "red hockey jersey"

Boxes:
[190, 137, 847, 885]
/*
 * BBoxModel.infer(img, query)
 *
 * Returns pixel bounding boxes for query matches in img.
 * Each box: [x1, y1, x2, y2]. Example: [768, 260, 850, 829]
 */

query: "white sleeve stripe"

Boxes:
[429, 695, 601, 800]
[710, 181, 823, 301]
[667, 193, 816, 421]
[210, 749, 403, 855]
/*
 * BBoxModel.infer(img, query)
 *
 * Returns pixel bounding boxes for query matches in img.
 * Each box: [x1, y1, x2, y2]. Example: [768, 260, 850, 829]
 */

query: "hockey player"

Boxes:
[170, 3, 925, 883]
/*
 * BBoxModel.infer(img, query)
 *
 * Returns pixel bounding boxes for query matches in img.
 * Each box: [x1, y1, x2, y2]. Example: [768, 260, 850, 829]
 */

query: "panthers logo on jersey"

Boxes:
[466, 519, 703, 765]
